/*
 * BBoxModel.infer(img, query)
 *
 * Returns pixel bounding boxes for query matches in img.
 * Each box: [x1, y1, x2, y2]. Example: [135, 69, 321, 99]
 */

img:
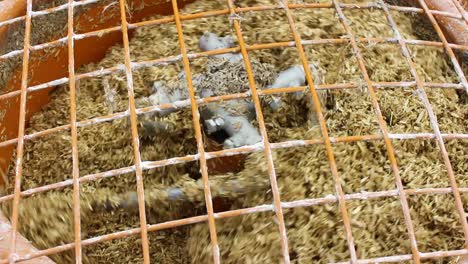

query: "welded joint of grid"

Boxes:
[66, 0, 83, 262]
[378, 0, 468, 245]
[278, 0, 361, 262]
[116, 0, 152, 262]
[332, 0, 423, 262]
[170, 0, 221, 263]
[7, 0, 33, 263]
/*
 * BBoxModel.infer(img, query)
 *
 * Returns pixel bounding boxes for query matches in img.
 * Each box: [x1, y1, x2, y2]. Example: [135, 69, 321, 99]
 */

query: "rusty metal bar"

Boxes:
[7, 0, 33, 263]
[0, 132, 466, 205]
[332, 0, 421, 262]
[1, 185, 468, 263]
[332, 249, 468, 263]
[2, 28, 468, 62]
[2, 35, 467, 100]
[117, 0, 151, 262]
[450, 0, 468, 22]
[1, 0, 466, 32]
[0, 78, 464, 149]
[226, 0, 291, 262]
[2, 1, 468, 60]
[65, 0, 82, 262]
[379, 0, 468, 245]
[170, 0, 220, 263]
[417, 0, 468, 93]
[0, 0, 99, 29]
[278, 0, 359, 262]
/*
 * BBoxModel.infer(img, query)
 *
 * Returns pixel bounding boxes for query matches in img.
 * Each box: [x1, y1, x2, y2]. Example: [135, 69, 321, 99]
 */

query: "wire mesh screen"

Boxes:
[0, 0, 467, 263]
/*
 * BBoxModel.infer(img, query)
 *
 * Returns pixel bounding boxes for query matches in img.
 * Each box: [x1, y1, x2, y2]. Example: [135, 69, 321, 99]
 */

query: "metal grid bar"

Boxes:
[1, 1, 468, 60]
[170, 0, 220, 263]
[450, 0, 468, 22]
[0, 80, 465, 151]
[331, 0, 421, 262]
[0, 0, 465, 31]
[226, 0, 291, 262]
[417, 0, 468, 93]
[379, 0, 468, 244]
[6, 0, 33, 263]
[65, 0, 83, 262]
[0, 132, 466, 206]
[278, 0, 360, 261]
[0, 0, 99, 29]
[0, 0, 467, 263]
[2, 25, 468, 62]
[1, 185, 467, 264]
[0, 1, 461, 30]
[2, 36, 468, 98]
[116, 0, 151, 262]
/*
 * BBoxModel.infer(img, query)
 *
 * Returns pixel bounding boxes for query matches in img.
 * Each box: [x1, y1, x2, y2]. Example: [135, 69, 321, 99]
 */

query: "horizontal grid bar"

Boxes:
[1, 78, 466, 149]
[1, 185, 467, 264]
[0, 79, 466, 150]
[2, 23, 468, 62]
[1, 35, 467, 99]
[0, 0, 100, 29]
[0, 131, 466, 205]
[2, 1, 468, 61]
[1, 0, 465, 31]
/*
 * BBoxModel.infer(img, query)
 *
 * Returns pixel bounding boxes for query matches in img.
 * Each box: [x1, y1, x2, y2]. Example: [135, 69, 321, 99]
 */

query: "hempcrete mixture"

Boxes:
[1, 0, 468, 263]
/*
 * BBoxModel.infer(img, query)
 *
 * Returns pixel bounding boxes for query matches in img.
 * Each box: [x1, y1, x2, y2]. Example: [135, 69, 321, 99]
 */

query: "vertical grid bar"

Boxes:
[450, 0, 468, 23]
[8, 0, 33, 263]
[170, 1, 221, 263]
[117, 0, 151, 262]
[331, 0, 421, 263]
[225, 1, 291, 263]
[276, 1, 359, 262]
[66, 0, 83, 262]
[378, 0, 468, 245]
[417, 0, 468, 93]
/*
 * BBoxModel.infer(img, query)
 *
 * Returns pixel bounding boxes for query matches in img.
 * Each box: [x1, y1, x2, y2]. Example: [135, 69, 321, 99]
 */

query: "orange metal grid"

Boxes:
[170, 0, 221, 262]
[332, 0, 423, 261]
[380, 0, 468, 244]
[7, 0, 33, 263]
[1, 1, 468, 61]
[450, 0, 468, 22]
[276, 0, 360, 261]
[117, 0, 152, 262]
[0, 0, 467, 263]
[65, 0, 83, 262]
